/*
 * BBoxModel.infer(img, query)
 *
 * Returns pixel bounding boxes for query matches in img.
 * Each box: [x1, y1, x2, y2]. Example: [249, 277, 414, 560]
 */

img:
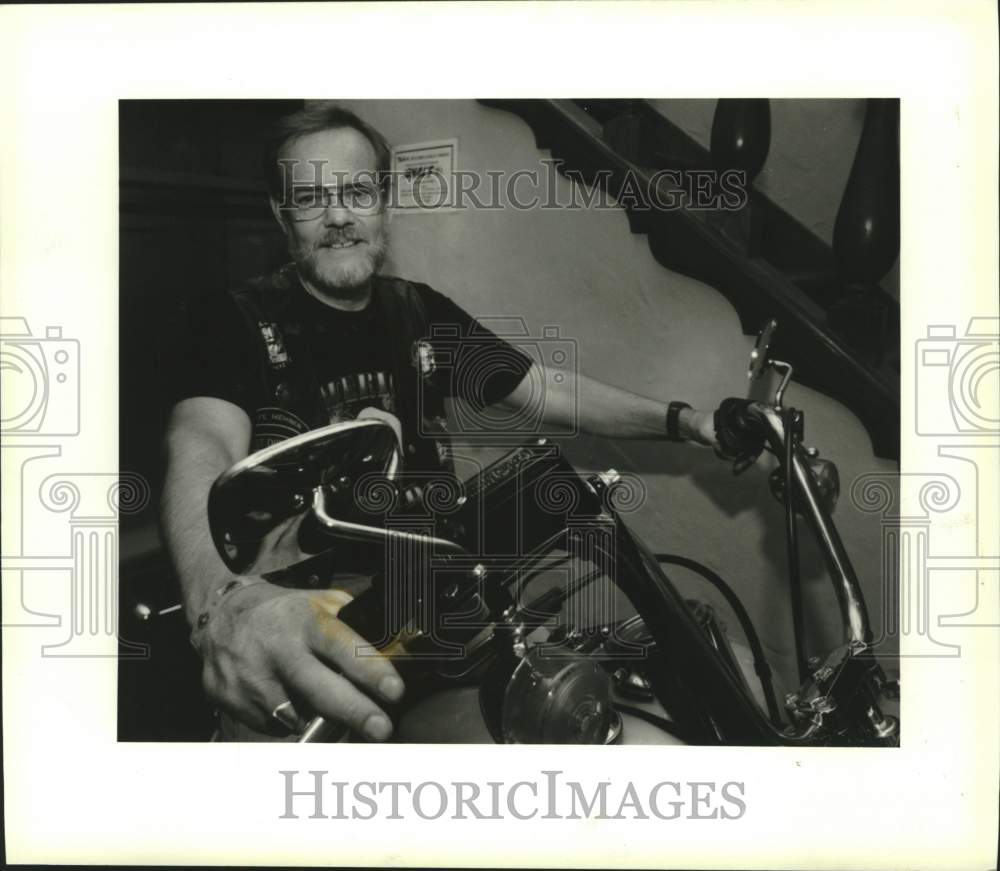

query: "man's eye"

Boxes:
[292, 189, 323, 208]
[347, 185, 379, 207]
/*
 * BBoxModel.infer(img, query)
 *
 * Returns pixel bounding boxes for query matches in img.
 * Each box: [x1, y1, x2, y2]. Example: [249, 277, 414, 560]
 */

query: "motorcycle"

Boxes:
[205, 320, 899, 746]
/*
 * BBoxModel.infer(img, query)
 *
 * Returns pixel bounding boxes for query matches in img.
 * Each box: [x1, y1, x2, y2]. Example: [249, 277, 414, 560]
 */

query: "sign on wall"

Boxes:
[391, 138, 457, 211]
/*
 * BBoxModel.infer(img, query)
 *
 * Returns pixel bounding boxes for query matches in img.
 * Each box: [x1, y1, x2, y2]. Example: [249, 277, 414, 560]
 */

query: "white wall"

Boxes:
[341, 99, 899, 688]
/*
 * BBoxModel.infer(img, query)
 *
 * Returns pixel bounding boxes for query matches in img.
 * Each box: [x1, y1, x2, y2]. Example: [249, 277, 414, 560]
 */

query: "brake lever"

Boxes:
[732, 450, 763, 476]
[712, 446, 762, 475]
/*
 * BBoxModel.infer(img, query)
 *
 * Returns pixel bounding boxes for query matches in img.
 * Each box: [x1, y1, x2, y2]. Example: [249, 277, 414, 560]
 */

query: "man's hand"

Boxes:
[712, 398, 766, 460]
[197, 581, 405, 741]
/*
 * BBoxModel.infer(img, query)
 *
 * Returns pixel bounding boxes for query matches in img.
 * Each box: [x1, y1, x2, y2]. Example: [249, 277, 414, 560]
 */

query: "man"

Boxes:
[161, 103, 723, 742]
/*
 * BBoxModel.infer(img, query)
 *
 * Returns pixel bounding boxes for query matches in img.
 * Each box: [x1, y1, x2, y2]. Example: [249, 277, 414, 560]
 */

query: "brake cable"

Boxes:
[655, 553, 783, 727]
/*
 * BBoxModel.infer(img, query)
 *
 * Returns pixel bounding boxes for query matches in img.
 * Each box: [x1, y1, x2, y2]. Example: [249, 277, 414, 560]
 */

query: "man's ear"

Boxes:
[269, 197, 290, 237]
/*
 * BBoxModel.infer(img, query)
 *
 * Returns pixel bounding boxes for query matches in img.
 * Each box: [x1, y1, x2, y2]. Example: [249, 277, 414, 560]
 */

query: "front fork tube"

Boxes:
[755, 405, 872, 647]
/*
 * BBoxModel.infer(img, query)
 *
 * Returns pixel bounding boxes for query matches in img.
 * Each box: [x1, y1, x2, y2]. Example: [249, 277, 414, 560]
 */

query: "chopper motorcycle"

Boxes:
[204, 320, 899, 746]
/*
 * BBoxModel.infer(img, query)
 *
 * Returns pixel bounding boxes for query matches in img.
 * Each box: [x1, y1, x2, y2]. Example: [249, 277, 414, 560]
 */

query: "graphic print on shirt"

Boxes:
[251, 406, 311, 450]
[319, 370, 397, 424]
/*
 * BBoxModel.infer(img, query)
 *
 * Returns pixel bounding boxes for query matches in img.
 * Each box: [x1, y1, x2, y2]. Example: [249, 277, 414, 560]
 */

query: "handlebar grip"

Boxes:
[295, 588, 390, 744]
[714, 398, 767, 461]
[297, 715, 345, 743]
[335, 587, 387, 642]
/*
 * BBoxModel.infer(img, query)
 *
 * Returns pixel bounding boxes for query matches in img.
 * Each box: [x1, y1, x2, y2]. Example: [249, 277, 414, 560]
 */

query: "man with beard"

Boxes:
[162, 103, 723, 742]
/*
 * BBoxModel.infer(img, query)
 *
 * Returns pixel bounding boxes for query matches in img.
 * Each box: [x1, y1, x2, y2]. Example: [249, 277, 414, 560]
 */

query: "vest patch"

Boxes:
[412, 339, 437, 378]
[258, 321, 290, 369]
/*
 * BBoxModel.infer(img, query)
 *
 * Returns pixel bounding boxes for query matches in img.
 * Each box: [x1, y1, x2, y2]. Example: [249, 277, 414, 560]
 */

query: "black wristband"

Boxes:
[666, 401, 692, 442]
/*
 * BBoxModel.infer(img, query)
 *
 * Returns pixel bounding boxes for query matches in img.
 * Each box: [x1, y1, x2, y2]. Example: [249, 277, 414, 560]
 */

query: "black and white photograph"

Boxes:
[118, 97, 903, 748]
[3, 3, 997, 868]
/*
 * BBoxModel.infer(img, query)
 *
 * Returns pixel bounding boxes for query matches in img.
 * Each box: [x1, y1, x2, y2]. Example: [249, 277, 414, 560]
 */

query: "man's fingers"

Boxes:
[209, 671, 301, 736]
[275, 654, 395, 741]
[201, 587, 403, 740]
[303, 594, 405, 706]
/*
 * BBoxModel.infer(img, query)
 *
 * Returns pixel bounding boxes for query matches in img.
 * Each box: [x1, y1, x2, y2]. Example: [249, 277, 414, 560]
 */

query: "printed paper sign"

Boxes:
[391, 138, 457, 211]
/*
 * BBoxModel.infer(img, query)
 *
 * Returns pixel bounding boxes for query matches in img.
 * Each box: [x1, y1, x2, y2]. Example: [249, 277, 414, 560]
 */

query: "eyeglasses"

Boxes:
[280, 181, 385, 221]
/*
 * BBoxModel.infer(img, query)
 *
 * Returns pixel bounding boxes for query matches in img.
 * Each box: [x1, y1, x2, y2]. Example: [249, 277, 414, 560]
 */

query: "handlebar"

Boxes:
[744, 402, 872, 647]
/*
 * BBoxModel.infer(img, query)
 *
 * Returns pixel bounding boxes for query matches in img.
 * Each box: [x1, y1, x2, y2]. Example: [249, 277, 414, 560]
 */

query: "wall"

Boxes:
[119, 100, 300, 512]
[339, 99, 899, 688]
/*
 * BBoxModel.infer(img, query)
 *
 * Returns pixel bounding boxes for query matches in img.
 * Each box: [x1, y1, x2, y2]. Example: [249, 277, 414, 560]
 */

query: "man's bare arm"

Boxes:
[498, 363, 718, 445]
[160, 396, 252, 622]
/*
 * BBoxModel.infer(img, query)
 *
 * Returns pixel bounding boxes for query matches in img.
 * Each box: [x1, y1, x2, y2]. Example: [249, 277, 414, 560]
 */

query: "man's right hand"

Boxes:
[196, 580, 405, 741]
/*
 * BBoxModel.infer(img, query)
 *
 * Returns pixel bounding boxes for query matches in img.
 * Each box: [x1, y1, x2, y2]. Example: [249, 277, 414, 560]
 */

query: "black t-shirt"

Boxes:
[171, 268, 533, 469]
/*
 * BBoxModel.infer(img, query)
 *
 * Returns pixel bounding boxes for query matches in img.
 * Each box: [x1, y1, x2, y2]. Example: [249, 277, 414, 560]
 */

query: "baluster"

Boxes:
[708, 99, 771, 255]
[710, 98, 771, 181]
[829, 99, 900, 356]
[601, 100, 655, 166]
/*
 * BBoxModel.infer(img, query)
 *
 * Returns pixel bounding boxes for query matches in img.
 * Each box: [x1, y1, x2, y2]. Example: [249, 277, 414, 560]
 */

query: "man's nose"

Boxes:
[321, 201, 354, 226]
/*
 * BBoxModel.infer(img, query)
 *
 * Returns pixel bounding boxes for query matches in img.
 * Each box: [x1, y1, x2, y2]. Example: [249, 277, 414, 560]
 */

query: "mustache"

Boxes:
[317, 230, 365, 247]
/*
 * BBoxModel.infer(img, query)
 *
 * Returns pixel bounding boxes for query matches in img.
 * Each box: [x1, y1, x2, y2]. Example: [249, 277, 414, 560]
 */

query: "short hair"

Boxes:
[264, 102, 391, 197]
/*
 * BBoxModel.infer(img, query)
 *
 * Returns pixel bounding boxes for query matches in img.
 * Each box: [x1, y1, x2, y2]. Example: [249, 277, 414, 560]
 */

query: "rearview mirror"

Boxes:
[207, 419, 404, 576]
[748, 318, 778, 381]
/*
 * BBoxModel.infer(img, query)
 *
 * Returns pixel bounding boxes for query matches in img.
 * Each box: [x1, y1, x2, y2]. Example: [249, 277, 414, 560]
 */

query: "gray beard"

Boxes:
[291, 232, 389, 303]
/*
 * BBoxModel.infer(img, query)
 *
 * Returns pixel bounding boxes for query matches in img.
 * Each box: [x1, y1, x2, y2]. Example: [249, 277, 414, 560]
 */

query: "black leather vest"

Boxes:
[228, 265, 453, 474]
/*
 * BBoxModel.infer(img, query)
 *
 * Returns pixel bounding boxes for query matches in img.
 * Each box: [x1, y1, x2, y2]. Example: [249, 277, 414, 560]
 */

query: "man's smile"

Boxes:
[321, 238, 365, 250]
